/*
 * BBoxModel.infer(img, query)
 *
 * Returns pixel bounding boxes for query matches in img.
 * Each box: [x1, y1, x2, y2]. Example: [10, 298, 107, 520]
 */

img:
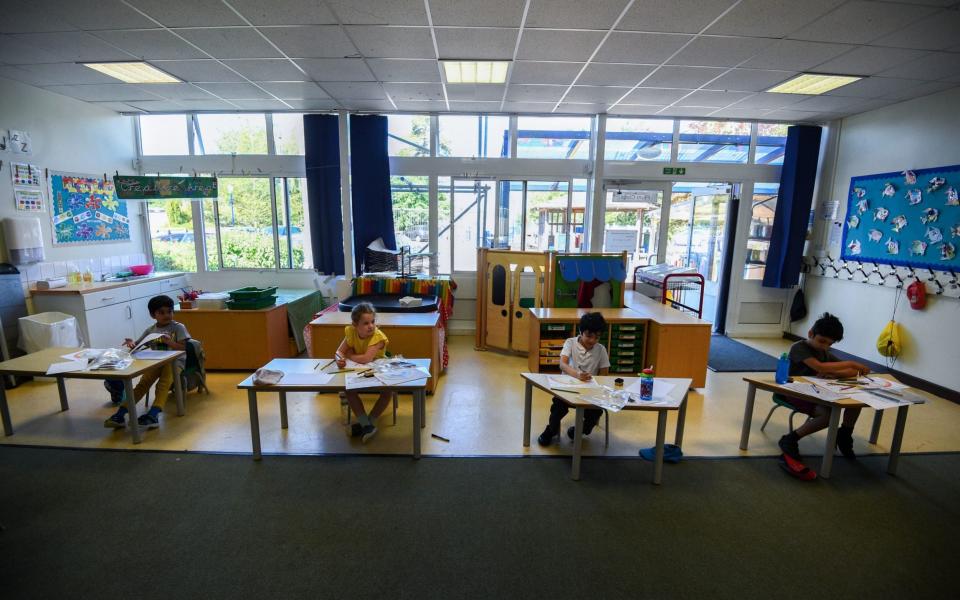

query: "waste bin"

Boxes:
[17, 312, 81, 353]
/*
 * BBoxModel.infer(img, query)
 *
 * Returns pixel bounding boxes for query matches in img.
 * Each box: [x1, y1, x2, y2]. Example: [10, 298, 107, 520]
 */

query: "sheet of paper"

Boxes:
[46, 361, 88, 375]
[779, 381, 845, 402]
[625, 379, 675, 400]
[132, 350, 180, 360]
[581, 392, 628, 413]
[281, 372, 334, 385]
[548, 374, 600, 391]
[61, 349, 105, 362]
[375, 368, 431, 386]
[848, 391, 908, 410]
[345, 373, 382, 390]
[132, 333, 165, 351]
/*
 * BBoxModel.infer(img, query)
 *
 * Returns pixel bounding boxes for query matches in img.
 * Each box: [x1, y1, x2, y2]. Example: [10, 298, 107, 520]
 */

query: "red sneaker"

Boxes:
[778, 453, 818, 481]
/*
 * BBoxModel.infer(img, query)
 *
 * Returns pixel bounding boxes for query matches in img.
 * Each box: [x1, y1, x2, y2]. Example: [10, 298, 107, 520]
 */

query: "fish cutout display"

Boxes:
[903, 170, 916, 185]
[853, 187, 867, 199]
[874, 206, 889, 222]
[891, 215, 908, 233]
[927, 176, 946, 193]
[868, 229, 883, 242]
[921, 207, 939, 224]
[882, 182, 897, 197]
[847, 214, 860, 229]
[857, 198, 870, 214]
[886, 239, 900, 255]
[847, 239, 862, 255]
[926, 226, 943, 244]
[906, 189, 922, 205]
[941, 243, 957, 261]
[910, 240, 927, 256]
[946, 187, 959, 206]
[952, 224, 960, 238]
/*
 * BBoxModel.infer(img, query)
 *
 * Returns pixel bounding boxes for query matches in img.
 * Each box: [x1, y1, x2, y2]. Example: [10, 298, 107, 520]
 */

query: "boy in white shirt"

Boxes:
[538, 312, 610, 446]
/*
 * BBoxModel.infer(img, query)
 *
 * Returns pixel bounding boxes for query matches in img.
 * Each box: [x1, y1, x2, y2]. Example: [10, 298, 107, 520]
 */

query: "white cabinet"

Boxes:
[130, 294, 155, 338]
[85, 303, 136, 348]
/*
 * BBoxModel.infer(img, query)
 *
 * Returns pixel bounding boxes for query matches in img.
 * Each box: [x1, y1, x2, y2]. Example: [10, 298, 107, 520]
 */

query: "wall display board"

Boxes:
[840, 164, 960, 270]
[113, 175, 218, 200]
[49, 172, 130, 245]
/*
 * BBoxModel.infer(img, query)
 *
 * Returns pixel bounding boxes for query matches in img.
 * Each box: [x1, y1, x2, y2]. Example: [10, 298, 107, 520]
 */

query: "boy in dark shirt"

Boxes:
[778, 313, 871, 460]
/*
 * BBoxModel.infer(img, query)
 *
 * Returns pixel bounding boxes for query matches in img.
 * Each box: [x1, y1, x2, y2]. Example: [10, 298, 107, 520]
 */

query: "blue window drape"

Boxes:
[763, 125, 822, 289]
[349, 115, 396, 272]
[304, 114, 343, 274]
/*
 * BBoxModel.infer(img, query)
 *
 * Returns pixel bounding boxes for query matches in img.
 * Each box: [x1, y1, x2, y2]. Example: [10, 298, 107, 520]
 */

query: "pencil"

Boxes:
[316, 358, 335, 371]
[431, 433, 450, 442]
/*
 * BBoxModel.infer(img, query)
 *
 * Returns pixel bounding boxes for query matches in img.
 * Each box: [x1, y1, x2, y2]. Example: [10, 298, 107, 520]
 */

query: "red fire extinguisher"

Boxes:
[907, 278, 927, 310]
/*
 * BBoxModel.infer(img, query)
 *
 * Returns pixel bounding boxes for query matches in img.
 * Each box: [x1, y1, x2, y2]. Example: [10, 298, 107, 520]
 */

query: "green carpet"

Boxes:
[0, 447, 957, 600]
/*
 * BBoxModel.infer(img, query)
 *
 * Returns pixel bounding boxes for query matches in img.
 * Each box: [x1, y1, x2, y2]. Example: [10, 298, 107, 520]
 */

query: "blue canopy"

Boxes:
[557, 258, 626, 282]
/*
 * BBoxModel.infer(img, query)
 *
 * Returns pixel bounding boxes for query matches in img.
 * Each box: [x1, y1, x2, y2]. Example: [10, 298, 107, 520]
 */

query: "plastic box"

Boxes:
[18, 312, 81, 352]
[228, 286, 278, 301]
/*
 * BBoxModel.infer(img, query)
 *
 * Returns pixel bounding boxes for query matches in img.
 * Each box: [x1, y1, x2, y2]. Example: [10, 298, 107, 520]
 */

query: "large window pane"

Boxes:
[139, 115, 188, 155]
[604, 118, 672, 161]
[755, 122, 788, 165]
[147, 200, 197, 271]
[525, 181, 569, 251]
[438, 177, 451, 274]
[666, 183, 730, 282]
[569, 178, 588, 252]
[453, 180, 494, 271]
[438, 115, 509, 157]
[275, 178, 312, 269]
[391, 175, 430, 254]
[195, 114, 268, 155]
[677, 120, 749, 163]
[517, 116, 592, 159]
[273, 113, 304, 155]
[215, 178, 276, 268]
[745, 183, 779, 280]
[202, 199, 221, 272]
[388, 114, 431, 157]
[604, 187, 663, 274]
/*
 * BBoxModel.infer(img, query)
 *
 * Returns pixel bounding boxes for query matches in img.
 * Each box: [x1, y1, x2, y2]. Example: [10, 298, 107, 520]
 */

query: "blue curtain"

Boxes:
[304, 114, 343, 274]
[763, 125, 822, 288]
[349, 115, 396, 271]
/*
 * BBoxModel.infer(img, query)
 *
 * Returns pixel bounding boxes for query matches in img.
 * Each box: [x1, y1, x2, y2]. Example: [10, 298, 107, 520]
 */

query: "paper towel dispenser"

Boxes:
[3, 217, 45, 264]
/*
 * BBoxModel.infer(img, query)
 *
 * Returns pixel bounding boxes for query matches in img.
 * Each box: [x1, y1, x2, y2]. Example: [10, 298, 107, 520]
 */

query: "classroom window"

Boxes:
[438, 177, 452, 275]
[755, 122, 788, 165]
[272, 113, 305, 156]
[604, 118, 673, 162]
[195, 114, 268, 155]
[438, 115, 509, 158]
[388, 114, 431, 157]
[745, 183, 779, 280]
[139, 115, 189, 155]
[146, 199, 197, 272]
[274, 177, 312, 269]
[677, 120, 750, 164]
[206, 178, 276, 269]
[516, 116, 592, 159]
[391, 175, 430, 272]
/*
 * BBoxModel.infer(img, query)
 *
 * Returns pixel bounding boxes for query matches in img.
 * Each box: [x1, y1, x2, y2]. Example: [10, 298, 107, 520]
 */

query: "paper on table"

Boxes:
[61, 349, 106, 362]
[345, 372, 382, 390]
[848, 391, 909, 410]
[375, 368, 431, 386]
[46, 361, 88, 375]
[779, 381, 846, 402]
[281, 372, 334, 385]
[625, 378, 675, 400]
[548, 374, 600, 391]
[132, 350, 180, 360]
[131, 333, 165, 352]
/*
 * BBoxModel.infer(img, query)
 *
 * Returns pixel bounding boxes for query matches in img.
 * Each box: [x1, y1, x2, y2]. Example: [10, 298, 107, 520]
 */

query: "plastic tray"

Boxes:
[226, 296, 277, 310]
[228, 286, 278, 300]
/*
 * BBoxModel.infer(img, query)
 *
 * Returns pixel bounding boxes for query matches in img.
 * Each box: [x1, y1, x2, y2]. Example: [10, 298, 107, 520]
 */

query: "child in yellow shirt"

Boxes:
[336, 302, 390, 442]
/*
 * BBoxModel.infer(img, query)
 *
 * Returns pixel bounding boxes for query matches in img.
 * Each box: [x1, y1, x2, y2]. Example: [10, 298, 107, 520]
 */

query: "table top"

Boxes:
[309, 312, 439, 328]
[30, 272, 183, 295]
[528, 307, 643, 322]
[742, 374, 919, 409]
[623, 291, 712, 326]
[238, 357, 431, 390]
[0, 347, 184, 379]
[522, 373, 691, 411]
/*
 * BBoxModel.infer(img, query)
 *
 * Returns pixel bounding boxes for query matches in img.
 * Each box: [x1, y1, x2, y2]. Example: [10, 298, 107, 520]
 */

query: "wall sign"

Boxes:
[113, 175, 218, 199]
[49, 172, 130, 245]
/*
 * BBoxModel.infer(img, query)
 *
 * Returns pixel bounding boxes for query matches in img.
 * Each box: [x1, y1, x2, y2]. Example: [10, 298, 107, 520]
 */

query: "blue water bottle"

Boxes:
[775, 352, 790, 384]
[639, 367, 654, 401]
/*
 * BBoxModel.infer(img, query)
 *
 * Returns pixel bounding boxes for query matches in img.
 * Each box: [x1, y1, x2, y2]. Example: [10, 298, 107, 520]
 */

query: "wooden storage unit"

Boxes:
[527, 308, 641, 374]
[175, 303, 291, 370]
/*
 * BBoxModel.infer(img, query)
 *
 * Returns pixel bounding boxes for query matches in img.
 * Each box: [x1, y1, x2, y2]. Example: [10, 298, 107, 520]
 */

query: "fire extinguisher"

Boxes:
[907, 278, 927, 310]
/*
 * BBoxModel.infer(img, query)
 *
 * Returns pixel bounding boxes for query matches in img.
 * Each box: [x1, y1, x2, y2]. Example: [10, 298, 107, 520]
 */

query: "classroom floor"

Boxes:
[2, 335, 959, 459]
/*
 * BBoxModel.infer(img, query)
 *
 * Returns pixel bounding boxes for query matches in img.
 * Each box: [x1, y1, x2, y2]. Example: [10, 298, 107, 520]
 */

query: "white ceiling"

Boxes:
[0, 0, 958, 122]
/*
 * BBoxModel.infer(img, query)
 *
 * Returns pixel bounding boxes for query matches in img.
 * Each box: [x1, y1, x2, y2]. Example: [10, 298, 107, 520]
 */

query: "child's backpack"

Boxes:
[181, 339, 208, 394]
[876, 320, 902, 358]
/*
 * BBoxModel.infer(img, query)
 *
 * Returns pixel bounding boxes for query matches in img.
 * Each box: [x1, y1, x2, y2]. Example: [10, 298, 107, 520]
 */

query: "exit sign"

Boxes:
[663, 167, 686, 175]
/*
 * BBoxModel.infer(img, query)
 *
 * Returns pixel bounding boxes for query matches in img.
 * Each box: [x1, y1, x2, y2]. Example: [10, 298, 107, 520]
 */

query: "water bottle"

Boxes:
[775, 352, 790, 384]
[639, 367, 654, 401]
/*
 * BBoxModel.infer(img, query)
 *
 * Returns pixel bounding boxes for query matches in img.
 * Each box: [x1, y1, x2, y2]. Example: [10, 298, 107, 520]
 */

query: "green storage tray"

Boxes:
[226, 296, 277, 310]
[228, 286, 279, 301]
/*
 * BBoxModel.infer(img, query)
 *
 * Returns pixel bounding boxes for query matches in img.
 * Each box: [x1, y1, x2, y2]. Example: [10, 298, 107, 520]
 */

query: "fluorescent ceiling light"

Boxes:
[442, 60, 510, 84]
[766, 73, 861, 95]
[82, 62, 180, 84]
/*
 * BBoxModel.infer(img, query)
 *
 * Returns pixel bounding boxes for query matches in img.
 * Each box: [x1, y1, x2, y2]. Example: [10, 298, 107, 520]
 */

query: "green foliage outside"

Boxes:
[152, 241, 197, 272]
[165, 200, 192, 226]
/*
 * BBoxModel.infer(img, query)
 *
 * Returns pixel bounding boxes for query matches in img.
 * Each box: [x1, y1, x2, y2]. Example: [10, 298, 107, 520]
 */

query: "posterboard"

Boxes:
[840, 164, 960, 270]
[48, 172, 131, 245]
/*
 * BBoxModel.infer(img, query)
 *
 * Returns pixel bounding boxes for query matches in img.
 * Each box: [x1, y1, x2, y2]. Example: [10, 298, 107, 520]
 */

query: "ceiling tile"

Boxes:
[810, 46, 929, 77]
[789, 95, 865, 111]
[92, 29, 206, 60]
[788, 1, 938, 45]
[709, 107, 771, 120]
[449, 101, 504, 111]
[222, 59, 309, 81]
[60, 0, 160, 30]
[564, 86, 632, 103]
[366, 59, 441, 82]
[510, 61, 584, 85]
[143, 83, 217, 100]
[643, 66, 727, 88]
[258, 82, 331, 99]
[325, 0, 428, 25]
[339, 99, 396, 111]
[821, 76, 916, 97]
[667, 36, 774, 68]
[91, 101, 145, 113]
[557, 103, 610, 114]
[622, 87, 692, 104]
[435, 27, 518, 60]
[126, 100, 192, 112]
[446, 84, 506, 101]
[618, 0, 735, 33]
[229, 99, 293, 110]
[323, 82, 388, 100]
[0, 2, 76, 33]
[762, 109, 828, 122]
[577, 63, 655, 86]
[7, 32, 134, 63]
[286, 99, 341, 110]
[194, 82, 273, 99]
[43, 83, 161, 102]
[0, 36, 65, 64]
[150, 60, 247, 82]
[595, 32, 692, 64]
[296, 58, 375, 82]
[526, 0, 629, 30]
[227, 0, 337, 25]
[177, 28, 283, 59]
[705, 0, 844, 38]
[869, 8, 960, 51]
[504, 84, 568, 102]
[430, 0, 527, 27]
[126, 0, 245, 27]
[707, 69, 797, 92]
[882, 79, 957, 101]
[395, 100, 448, 110]
[675, 90, 753, 107]
[656, 106, 717, 117]
[501, 101, 556, 112]
[0, 62, 120, 86]
[608, 104, 670, 116]
[176, 99, 241, 110]
[383, 82, 445, 101]
[518, 29, 607, 62]
[741, 40, 850, 71]
[719, 92, 810, 109]
[876, 52, 960, 81]
[345, 26, 435, 59]
[260, 26, 356, 59]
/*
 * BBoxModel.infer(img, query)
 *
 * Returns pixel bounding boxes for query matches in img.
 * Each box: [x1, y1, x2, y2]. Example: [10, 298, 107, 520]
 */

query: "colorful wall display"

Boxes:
[48, 172, 130, 245]
[840, 164, 960, 270]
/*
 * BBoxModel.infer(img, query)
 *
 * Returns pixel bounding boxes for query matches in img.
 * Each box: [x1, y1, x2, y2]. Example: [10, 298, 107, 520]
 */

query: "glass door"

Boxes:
[524, 180, 571, 252]
[602, 181, 671, 275]
[448, 179, 496, 272]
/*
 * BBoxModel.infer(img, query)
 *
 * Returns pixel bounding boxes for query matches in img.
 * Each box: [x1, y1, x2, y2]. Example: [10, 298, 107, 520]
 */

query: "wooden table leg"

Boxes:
[820, 406, 841, 479]
[739, 383, 757, 451]
[172, 363, 185, 416]
[247, 389, 261, 461]
[56, 377, 69, 411]
[674, 392, 688, 447]
[887, 405, 910, 476]
[413, 389, 422, 459]
[124, 379, 141, 444]
[653, 410, 668, 485]
[522, 380, 533, 447]
[869, 409, 883, 445]
[571, 407, 584, 481]
[0, 383, 13, 436]
[279, 391, 288, 429]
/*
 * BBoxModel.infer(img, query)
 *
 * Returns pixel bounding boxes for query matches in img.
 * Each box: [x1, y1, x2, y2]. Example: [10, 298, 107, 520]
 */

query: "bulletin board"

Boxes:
[840, 164, 959, 270]
[48, 172, 131, 245]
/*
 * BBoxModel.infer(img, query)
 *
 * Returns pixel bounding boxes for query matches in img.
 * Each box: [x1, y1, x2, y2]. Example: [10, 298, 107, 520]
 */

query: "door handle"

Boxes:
[126, 305, 132, 319]
[100, 296, 115, 301]
[515, 311, 523, 319]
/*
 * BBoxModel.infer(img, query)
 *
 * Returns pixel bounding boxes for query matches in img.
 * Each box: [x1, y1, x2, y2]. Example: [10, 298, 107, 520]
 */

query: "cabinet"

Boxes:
[85, 303, 136, 348]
